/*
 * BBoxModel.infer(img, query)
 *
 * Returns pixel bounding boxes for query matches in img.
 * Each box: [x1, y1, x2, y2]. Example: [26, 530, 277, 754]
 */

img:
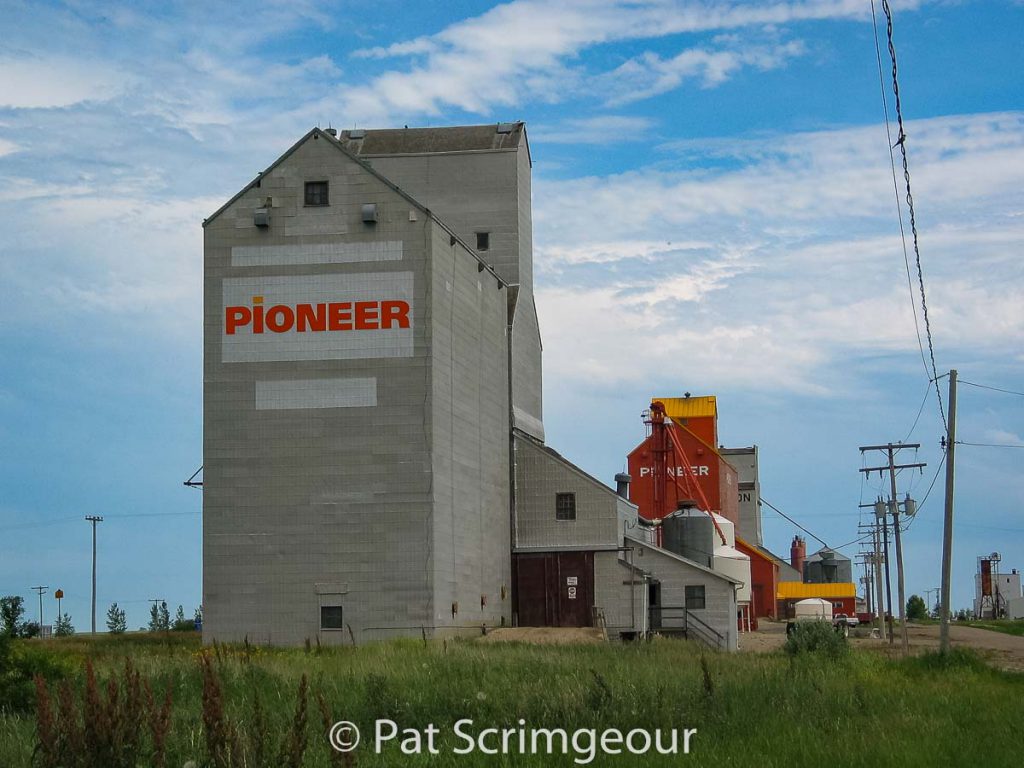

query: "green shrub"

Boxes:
[784, 620, 849, 660]
[0, 634, 69, 713]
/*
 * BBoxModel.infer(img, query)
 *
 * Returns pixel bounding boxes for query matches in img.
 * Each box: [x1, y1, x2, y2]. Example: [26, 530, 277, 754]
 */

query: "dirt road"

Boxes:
[740, 621, 1024, 670]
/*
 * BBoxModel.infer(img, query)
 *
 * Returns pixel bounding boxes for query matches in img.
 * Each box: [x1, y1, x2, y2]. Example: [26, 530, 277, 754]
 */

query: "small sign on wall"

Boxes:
[568, 587, 577, 600]
[567, 576, 578, 586]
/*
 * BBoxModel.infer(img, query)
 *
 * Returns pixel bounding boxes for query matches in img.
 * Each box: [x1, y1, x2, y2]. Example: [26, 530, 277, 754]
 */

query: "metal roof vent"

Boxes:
[349, 129, 366, 139]
[496, 122, 516, 134]
[361, 203, 378, 223]
[253, 207, 270, 228]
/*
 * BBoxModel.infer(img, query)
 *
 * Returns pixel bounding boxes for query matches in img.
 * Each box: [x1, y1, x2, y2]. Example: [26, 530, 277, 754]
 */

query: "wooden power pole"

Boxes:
[939, 369, 957, 654]
[85, 516, 103, 634]
[860, 443, 926, 655]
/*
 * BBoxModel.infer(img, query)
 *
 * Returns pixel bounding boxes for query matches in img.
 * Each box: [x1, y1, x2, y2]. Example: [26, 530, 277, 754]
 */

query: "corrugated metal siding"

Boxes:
[654, 396, 717, 419]
[776, 582, 857, 599]
[339, 124, 525, 155]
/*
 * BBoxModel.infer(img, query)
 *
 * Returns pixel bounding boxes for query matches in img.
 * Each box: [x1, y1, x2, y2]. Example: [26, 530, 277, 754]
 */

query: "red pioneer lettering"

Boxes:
[328, 302, 352, 331]
[225, 297, 410, 335]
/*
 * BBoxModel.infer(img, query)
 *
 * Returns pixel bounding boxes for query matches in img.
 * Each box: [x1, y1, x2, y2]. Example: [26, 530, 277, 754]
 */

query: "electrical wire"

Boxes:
[0, 510, 200, 533]
[870, 0, 930, 382]
[959, 380, 1024, 397]
[956, 441, 1024, 449]
[878, 0, 948, 431]
[759, 497, 829, 548]
[832, 533, 874, 552]
[902, 379, 933, 443]
[899, 452, 945, 533]
[0, 516, 81, 533]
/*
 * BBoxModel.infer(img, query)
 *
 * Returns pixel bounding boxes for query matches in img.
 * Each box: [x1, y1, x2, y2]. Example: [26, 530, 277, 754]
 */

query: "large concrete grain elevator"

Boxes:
[202, 124, 740, 649]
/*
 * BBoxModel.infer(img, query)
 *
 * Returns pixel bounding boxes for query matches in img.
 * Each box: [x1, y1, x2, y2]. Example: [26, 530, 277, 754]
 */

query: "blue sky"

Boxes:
[1, 0, 1022, 629]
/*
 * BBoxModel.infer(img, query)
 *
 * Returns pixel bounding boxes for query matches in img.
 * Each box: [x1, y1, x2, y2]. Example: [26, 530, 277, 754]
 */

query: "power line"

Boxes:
[902, 379, 932, 443]
[878, 0, 947, 432]
[0, 516, 81, 533]
[0, 510, 199, 533]
[869, 0, 930, 382]
[956, 441, 1024, 449]
[759, 497, 829, 548]
[900, 451, 945, 533]
[958, 522, 1024, 533]
[832, 533, 874, 552]
[959, 380, 1024, 397]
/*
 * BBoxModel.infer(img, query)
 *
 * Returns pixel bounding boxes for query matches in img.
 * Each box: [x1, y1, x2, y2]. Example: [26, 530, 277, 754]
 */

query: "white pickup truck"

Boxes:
[832, 613, 859, 634]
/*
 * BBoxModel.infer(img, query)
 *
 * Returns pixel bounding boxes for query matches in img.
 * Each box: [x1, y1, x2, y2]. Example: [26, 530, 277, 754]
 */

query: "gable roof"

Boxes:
[625, 534, 741, 585]
[514, 429, 634, 506]
[735, 536, 778, 567]
[763, 548, 799, 577]
[339, 123, 526, 157]
[807, 547, 851, 564]
[201, 128, 507, 287]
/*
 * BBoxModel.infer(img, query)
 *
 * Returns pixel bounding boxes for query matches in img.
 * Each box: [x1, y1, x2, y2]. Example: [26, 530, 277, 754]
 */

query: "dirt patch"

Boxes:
[738, 620, 788, 652]
[477, 627, 607, 645]
[739, 620, 1024, 670]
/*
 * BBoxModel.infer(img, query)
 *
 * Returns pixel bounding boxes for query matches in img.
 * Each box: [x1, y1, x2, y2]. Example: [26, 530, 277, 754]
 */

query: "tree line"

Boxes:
[1, 595, 202, 636]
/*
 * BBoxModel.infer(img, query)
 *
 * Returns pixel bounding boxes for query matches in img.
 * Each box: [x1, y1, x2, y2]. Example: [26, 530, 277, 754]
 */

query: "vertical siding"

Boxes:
[429, 224, 511, 635]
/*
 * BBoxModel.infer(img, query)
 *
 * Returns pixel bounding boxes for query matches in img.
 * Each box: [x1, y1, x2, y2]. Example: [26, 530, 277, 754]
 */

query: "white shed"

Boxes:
[793, 598, 833, 622]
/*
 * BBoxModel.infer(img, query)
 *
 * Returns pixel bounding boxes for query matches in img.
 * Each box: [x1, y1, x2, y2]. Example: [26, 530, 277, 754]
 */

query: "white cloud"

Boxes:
[533, 112, 1024, 395]
[981, 429, 1024, 446]
[337, 0, 915, 123]
[599, 40, 805, 105]
[0, 55, 128, 109]
[533, 115, 658, 144]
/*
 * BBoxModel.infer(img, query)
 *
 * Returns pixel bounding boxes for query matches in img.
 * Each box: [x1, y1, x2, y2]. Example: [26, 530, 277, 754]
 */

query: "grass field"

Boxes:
[2, 632, 1022, 767]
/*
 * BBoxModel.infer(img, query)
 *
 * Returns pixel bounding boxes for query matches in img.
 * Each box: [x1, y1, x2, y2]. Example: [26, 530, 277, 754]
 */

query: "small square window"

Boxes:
[685, 585, 706, 610]
[305, 181, 329, 207]
[555, 492, 576, 521]
[320, 605, 343, 630]
[476, 232, 490, 251]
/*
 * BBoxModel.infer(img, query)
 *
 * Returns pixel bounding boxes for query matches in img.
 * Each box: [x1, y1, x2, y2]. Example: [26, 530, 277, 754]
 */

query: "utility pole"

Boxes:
[872, 528, 887, 642]
[86, 516, 103, 634]
[860, 560, 873, 616]
[858, 511, 887, 641]
[30, 585, 48, 629]
[879, 499, 894, 644]
[888, 450, 909, 654]
[939, 370, 957, 653]
[860, 443, 926, 655]
[149, 598, 166, 630]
